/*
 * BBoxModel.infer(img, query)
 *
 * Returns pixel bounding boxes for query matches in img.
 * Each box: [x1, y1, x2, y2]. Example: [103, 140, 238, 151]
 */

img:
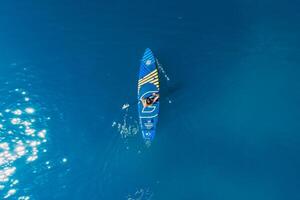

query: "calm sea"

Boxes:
[0, 0, 299, 199]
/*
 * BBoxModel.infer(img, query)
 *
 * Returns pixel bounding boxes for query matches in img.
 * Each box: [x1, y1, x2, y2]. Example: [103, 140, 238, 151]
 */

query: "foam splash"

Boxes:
[126, 188, 153, 200]
[112, 104, 139, 138]
[156, 59, 170, 81]
[156, 59, 173, 104]
[122, 103, 130, 110]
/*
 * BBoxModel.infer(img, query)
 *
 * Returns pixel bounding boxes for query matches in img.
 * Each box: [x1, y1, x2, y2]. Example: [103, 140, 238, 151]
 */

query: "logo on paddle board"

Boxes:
[145, 60, 152, 66]
[144, 120, 154, 129]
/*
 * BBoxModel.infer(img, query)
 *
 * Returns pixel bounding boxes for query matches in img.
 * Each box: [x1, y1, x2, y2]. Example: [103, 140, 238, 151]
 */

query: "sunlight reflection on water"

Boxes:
[0, 88, 50, 199]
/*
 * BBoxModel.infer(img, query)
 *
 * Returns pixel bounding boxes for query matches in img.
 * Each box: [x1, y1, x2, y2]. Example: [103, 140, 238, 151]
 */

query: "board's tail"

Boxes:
[142, 130, 156, 142]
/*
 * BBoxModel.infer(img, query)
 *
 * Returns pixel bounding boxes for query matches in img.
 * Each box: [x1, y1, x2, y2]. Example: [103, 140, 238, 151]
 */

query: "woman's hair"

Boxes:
[146, 98, 152, 104]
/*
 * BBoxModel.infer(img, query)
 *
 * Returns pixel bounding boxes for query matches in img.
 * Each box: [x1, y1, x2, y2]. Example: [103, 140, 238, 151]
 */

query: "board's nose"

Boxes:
[142, 48, 155, 65]
[144, 48, 152, 55]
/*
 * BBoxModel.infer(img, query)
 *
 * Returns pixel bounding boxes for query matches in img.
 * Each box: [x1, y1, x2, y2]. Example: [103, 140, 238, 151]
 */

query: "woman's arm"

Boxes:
[153, 94, 160, 102]
[141, 98, 147, 107]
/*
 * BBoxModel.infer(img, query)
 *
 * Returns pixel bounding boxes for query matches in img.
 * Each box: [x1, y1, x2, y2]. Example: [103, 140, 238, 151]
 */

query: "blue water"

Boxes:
[1, 0, 300, 199]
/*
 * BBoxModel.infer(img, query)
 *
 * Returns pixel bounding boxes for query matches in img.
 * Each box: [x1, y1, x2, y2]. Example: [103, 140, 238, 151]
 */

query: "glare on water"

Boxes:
[0, 88, 49, 199]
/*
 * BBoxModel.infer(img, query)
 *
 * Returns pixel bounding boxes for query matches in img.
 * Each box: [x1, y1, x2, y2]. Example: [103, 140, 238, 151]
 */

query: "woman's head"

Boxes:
[146, 98, 152, 104]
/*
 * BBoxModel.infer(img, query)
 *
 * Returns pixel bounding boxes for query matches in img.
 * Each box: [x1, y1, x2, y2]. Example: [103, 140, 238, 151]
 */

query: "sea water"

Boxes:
[1, 0, 300, 199]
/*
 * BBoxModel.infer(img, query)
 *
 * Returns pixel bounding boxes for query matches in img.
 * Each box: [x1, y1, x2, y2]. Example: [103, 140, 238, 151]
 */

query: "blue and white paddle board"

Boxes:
[137, 48, 160, 144]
